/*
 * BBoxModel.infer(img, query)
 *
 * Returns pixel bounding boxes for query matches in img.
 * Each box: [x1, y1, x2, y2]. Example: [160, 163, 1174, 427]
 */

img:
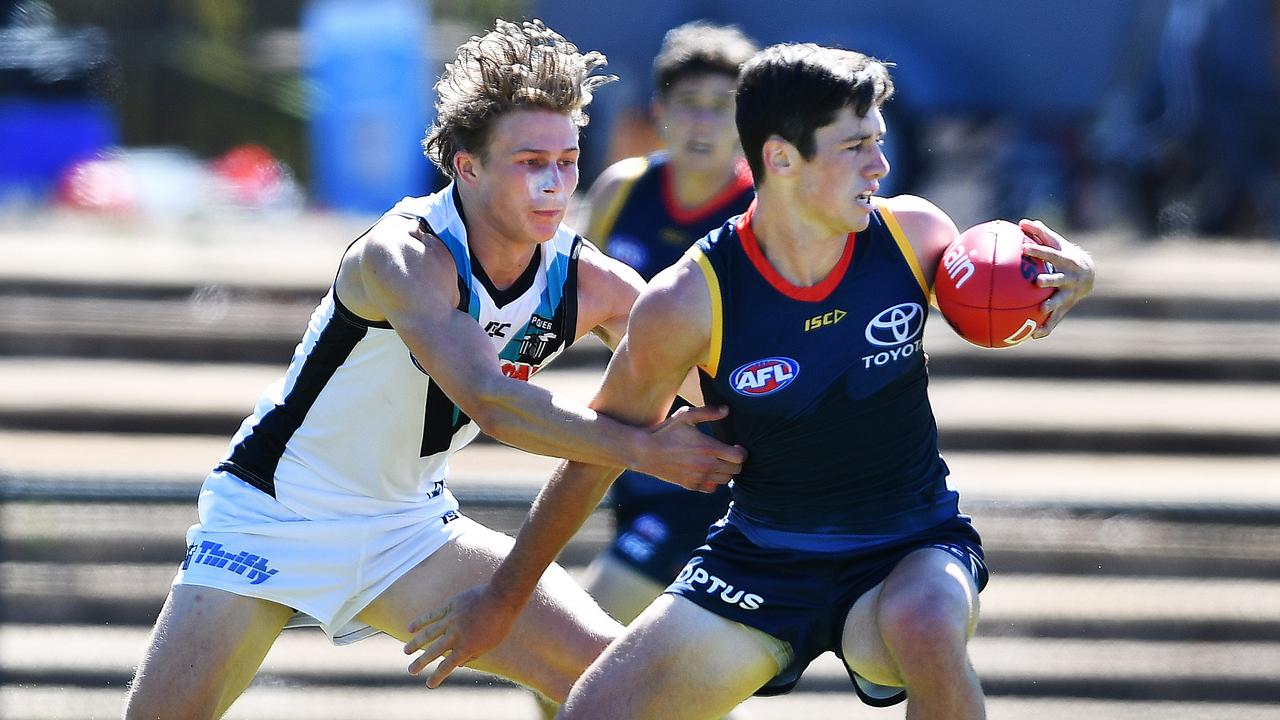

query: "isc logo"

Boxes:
[730, 357, 799, 396]
[804, 308, 846, 331]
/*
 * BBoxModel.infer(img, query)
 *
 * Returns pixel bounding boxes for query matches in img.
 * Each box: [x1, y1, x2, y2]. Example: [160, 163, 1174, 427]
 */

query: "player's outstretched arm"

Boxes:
[342, 217, 741, 487]
[1017, 219, 1095, 338]
[401, 259, 732, 688]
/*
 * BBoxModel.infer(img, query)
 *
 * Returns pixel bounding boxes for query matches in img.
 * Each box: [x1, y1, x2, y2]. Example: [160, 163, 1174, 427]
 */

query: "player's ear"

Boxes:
[762, 135, 795, 177]
[650, 95, 666, 125]
[454, 151, 480, 184]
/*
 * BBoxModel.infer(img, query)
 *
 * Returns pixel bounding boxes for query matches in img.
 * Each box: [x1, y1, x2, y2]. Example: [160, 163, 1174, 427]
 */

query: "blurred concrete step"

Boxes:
[926, 315, 1280, 382]
[0, 214, 360, 291]
[6, 224, 1280, 379]
[3, 360, 1277, 454]
[0, 498, 614, 566]
[4, 434, 1279, 512]
[0, 293, 318, 364]
[5, 563, 1280, 640]
[0, 685, 540, 720]
[5, 291, 1280, 380]
[12, 273, 1279, 320]
[5, 625, 1280, 703]
[5, 685, 1279, 720]
[7, 495, 1280, 583]
[4, 221, 1276, 306]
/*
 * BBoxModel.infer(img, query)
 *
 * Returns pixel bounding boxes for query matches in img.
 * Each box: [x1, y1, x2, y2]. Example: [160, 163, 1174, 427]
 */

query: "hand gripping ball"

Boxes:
[934, 220, 1054, 348]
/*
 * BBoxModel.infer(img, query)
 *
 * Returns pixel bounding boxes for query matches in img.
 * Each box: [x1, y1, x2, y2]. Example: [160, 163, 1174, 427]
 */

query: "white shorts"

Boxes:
[174, 470, 472, 644]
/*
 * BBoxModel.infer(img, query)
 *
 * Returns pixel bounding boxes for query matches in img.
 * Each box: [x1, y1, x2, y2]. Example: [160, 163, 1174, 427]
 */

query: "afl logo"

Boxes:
[730, 357, 799, 396]
[865, 302, 924, 347]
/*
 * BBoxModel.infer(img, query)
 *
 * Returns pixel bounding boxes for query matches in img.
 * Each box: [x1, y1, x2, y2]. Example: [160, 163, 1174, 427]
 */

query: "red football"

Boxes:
[934, 220, 1054, 348]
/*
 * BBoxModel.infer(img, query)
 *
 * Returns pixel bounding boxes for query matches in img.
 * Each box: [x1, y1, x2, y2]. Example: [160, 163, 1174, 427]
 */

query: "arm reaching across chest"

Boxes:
[402, 257, 744, 687]
[337, 215, 736, 483]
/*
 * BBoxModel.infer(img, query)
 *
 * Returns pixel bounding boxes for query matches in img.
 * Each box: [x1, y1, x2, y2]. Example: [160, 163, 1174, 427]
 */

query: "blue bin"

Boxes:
[303, 0, 433, 214]
[0, 98, 117, 203]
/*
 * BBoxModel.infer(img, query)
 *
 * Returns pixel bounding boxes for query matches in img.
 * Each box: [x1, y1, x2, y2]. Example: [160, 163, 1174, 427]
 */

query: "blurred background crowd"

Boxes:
[2, 0, 1278, 239]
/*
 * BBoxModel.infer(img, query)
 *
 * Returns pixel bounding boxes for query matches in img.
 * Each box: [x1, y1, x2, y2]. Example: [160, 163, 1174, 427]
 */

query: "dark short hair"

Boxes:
[735, 43, 894, 184]
[424, 19, 616, 178]
[652, 21, 757, 97]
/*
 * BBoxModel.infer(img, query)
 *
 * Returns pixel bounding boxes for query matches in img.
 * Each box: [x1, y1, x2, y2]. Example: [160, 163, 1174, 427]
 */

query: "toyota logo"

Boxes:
[864, 302, 924, 346]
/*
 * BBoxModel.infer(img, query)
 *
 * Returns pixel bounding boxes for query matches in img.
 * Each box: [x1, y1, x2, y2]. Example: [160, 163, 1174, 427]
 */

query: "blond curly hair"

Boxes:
[424, 19, 617, 178]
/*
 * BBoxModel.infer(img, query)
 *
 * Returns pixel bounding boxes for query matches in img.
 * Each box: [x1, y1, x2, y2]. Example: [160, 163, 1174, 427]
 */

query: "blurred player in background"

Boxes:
[406, 42, 1094, 719]
[578, 20, 758, 626]
[123, 19, 744, 719]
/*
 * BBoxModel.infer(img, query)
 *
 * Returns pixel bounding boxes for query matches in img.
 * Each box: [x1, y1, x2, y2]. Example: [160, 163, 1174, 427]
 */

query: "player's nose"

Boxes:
[537, 166, 567, 195]
[866, 145, 890, 180]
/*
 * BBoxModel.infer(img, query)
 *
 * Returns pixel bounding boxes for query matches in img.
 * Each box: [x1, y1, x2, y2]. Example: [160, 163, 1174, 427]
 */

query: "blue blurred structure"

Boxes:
[303, 0, 433, 215]
[534, 1, 1146, 188]
[0, 1, 118, 206]
[535, 0, 1280, 237]
[1090, 0, 1280, 236]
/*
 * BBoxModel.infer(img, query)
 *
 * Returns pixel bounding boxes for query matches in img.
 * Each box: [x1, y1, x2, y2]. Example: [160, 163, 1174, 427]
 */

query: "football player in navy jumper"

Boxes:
[577, 20, 758, 627]
[409, 42, 1094, 719]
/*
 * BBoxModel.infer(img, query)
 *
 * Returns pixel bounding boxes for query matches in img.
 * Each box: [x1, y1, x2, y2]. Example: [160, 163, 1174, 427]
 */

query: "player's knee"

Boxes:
[556, 674, 607, 719]
[558, 684, 622, 720]
[523, 630, 612, 704]
[549, 612, 618, 676]
[533, 675, 574, 706]
[877, 584, 971, 660]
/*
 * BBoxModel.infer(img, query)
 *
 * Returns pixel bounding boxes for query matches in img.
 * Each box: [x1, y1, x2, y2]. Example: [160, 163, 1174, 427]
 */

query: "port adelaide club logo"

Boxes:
[730, 356, 800, 396]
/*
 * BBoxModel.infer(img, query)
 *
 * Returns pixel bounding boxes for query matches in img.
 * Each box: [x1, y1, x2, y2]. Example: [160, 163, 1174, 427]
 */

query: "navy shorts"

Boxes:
[606, 470, 733, 583]
[665, 515, 988, 701]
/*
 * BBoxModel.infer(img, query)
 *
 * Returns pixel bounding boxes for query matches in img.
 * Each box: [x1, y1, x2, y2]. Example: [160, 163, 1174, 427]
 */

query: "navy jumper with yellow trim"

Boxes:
[690, 200, 959, 548]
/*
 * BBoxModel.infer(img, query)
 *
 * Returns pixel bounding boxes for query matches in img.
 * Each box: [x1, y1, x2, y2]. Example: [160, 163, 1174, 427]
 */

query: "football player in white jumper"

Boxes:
[124, 19, 744, 720]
